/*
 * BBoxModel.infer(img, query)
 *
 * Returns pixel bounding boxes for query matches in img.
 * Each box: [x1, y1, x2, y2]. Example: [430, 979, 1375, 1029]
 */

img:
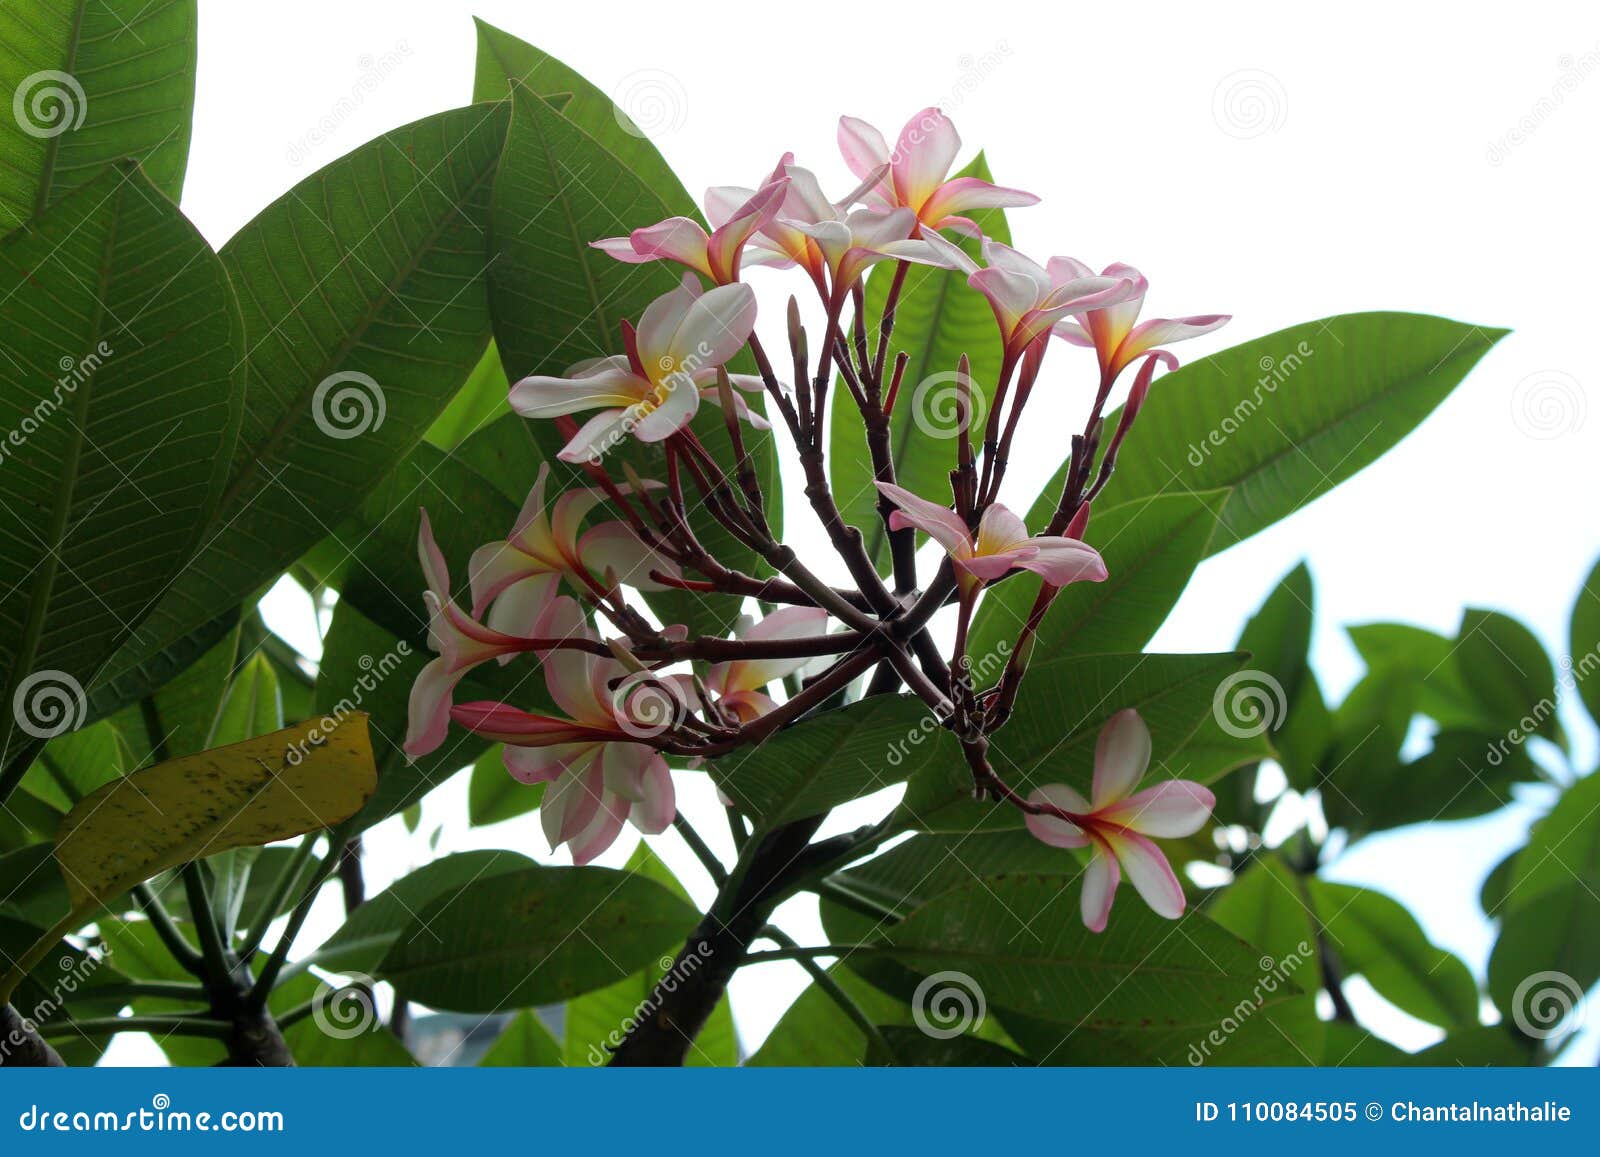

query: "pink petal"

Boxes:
[590, 236, 654, 265]
[838, 115, 891, 185]
[567, 787, 630, 866]
[920, 176, 1040, 227]
[1080, 843, 1120, 933]
[1101, 780, 1216, 839]
[577, 521, 675, 591]
[1105, 830, 1186, 920]
[876, 481, 972, 557]
[1117, 314, 1232, 369]
[417, 508, 450, 600]
[1016, 537, 1108, 588]
[1024, 784, 1092, 849]
[482, 572, 562, 643]
[402, 656, 459, 758]
[629, 751, 676, 834]
[891, 106, 960, 212]
[628, 217, 712, 277]
[556, 408, 632, 464]
[1092, 708, 1151, 808]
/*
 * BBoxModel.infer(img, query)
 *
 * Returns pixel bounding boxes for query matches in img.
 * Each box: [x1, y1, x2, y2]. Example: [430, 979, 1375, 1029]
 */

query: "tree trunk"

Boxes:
[0, 1004, 66, 1067]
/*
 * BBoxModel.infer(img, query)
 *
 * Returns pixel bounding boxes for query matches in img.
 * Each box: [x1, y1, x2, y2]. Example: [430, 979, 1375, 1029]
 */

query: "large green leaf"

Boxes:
[828, 154, 1011, 572]
[1453, 607, 1562, 748]
[1345, 621, 1485, 730]
[829, 829, 1073, 918]
[480, 1009, 562, 1066]
[109, 626, 239, 761]
[1488, 771, 1600, 1022]
[0, 0, 196, 229]
[1026, 313, 1506, 558]
[968, 491, 1227, 665]
[1570, 556, 1600, 731]
[0, 163, 243, 789]
[105, 102, 508, 683]
[878, 875, 1307, 1031]
[377, 865, 699, 1012]
[1308, 879, 1478, 1029]
[1206, 855, 1318, 980]
[1322, 728, 1534, 834]
[315, 849, 535, 975]
[486, 83, 774, 637]
[711, 694, 953, 830]
[899, 650, 1260, 833]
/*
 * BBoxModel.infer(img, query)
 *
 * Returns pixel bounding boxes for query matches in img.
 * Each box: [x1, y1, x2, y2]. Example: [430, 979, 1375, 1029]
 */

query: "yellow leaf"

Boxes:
[54, 713, 376, 911]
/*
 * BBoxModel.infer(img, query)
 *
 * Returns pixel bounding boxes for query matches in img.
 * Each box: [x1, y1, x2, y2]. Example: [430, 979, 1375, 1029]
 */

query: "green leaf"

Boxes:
[1454, 608, 1562, 748]
[22, 720, 131, 812]
[561, 844, 736, 1066]
[105, 102, 508, 683]
[468, 746, 541, 827]
[865, 1026, 1027, 1066]
[424, 340, 509, 450]
[829, 829, 1072, 918]
[1033, 313, 1506, 557]
[1323, 728, 1535, 835]
[109, 627, 239, 762]
[711, 695, 952, 830]
[0, 164, 243, 791]
[1308, 879, 1479, 1028]
[315, 849, 535, 975]
[82, 608, 240, 729]
[377, 865, 699, 1012]
[0, 0, 197, 228]
[1346, 621, 1484, 730]
[53, 714, 376, 911]
[1206, 855, 1318, 981]
[486, 83, 773, 637]
[270, 971, 416, 1067]
[747, 964, 911, 1066]
[878, 875, 1307, 1031]
[828, 154, 1011, 572]
[1570, 556, 1600, 732]
[209, 652, 282, 746]
[968, 491, 1227, 664]
[899, 651, 1260, 833]
[1488, 771, 1600, 1020]
[480, 1009, 562, 1066]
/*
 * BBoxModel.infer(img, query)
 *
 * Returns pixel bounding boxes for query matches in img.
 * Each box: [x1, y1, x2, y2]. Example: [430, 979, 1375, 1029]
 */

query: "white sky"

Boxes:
[112, 0, 1598, 1063]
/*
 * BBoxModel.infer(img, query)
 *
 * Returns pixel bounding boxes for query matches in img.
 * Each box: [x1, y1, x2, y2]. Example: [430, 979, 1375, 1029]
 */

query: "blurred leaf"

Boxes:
[1570, 556, 1600, 731]
[425, 340, 510, 450]
[1346, 622, 1485, 730]
[468, 745, 541, 827]
[865, 1026, 1027, 1066]
[55, 714, 376, 911]
[105, 102, 507, 684]
[828, 829, 1072, 918]
[0, 163, 244, 790]
[110, 628, 240, 761]
[0, 0, 196, 226]
[1454, 608, 1562, 748]
[1324, 728, 1534, 835]
[1207, 854, 1318, 980]
[828, 154, 1011, 573]
[378, 865, 699, 1012]
[969, 491, 1227, 664]
[480, 1009, 561, 1066]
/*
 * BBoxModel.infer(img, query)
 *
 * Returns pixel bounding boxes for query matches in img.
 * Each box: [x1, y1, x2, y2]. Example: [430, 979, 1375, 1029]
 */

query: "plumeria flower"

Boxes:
[838, 107, 1038, 231]
[467, 463, 679, 642]
[591, 176, 790, 285]
[902, 230, 1140, 358]
[876, 481, 1107, 597]
[1052, 261, 1230, 380]
[450, 598, 677, 865]
[788, 207, 920, 302]
[508, 276, 758, 462]
[703, 606, 831, 723]
[1025, 709, 1215, 933]
[405, 510, 538, 758]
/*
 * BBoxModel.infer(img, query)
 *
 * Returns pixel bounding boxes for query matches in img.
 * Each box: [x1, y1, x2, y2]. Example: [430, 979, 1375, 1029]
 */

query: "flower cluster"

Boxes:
[405, 108, 1227, 924]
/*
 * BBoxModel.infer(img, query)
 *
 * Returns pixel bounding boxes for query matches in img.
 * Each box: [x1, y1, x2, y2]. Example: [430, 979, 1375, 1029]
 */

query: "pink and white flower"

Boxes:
[703, 606, 831, 723]
[405, 510, 537, 759]
[1025, 709, 1215, 932]
[450, 598, 677, 865]
[466, 462, 678, 642]
[838, 107, 1038, 231]
[508, 276, 759, 462]
[592, 176, 790, 285]
[875, 481, 1107, 597]
[1052, 261, 1230, 380]
[903, 231, 1140, 357]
